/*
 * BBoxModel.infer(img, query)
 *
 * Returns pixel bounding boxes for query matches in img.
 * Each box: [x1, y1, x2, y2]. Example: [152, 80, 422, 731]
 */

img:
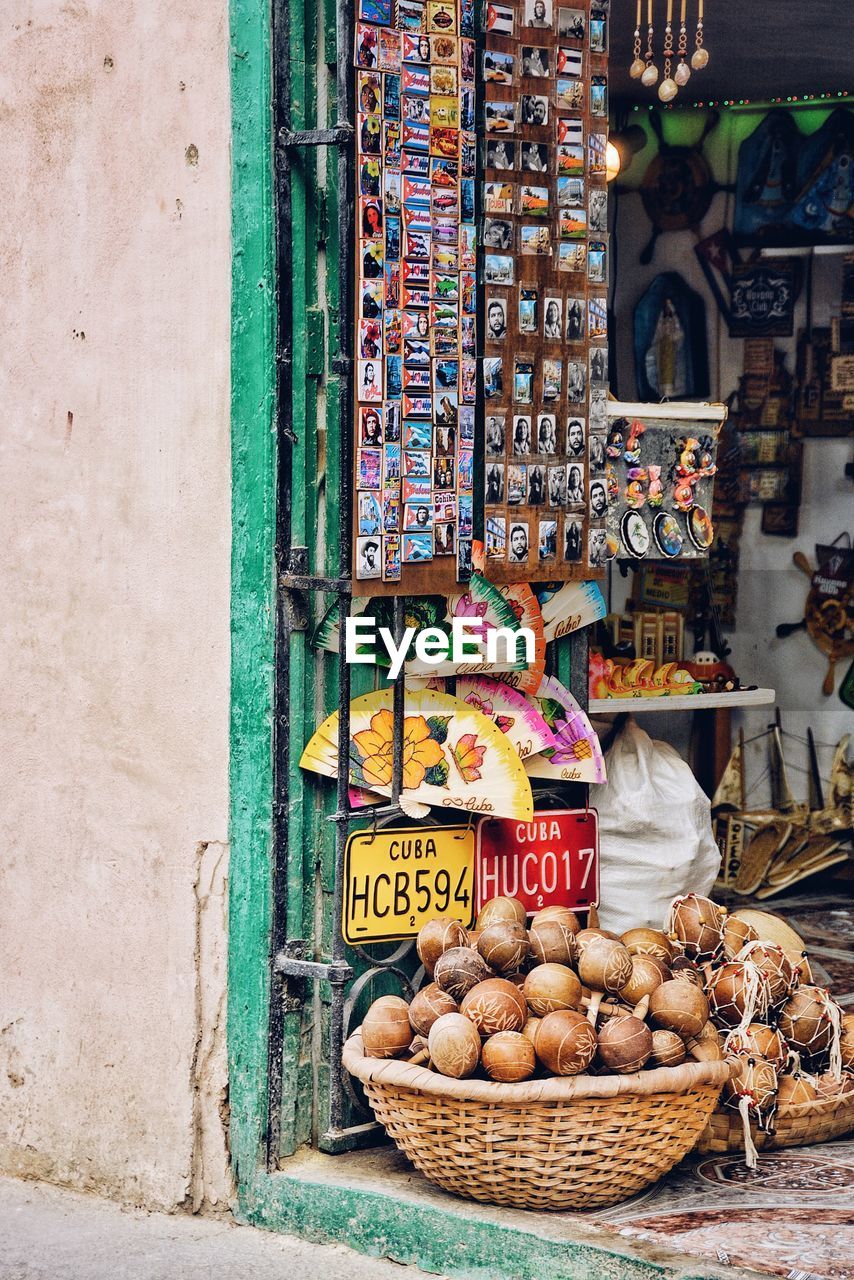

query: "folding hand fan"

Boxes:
[524, 675, 607, 785]
[454, 676, 555, 760]
[312, 576, 526, 677]
[534, 581, 607, 643]
[300, 688, 534, 820]
[490, 583, 546, 694]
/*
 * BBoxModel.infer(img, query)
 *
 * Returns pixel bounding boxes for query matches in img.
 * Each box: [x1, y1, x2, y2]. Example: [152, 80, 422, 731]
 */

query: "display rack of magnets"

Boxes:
[480, 0, 609, 582]
[353, 0, 478, 593]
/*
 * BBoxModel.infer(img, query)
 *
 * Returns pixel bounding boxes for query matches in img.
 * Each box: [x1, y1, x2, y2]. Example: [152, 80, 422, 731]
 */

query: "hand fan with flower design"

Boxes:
[534, 581, 607, 643]
[524, 675, 607, 785]
[454, 676, 555, 760]
[300, 688, 534, 820]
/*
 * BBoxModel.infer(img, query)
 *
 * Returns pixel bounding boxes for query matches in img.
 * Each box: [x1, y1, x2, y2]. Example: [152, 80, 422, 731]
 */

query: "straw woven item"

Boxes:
[344, 1030, 731, 1210]
[697, 1089, 854, 1155]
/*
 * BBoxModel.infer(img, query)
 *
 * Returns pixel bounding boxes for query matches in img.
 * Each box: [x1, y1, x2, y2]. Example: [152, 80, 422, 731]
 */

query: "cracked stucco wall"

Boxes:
[0, 0, 234, 1210]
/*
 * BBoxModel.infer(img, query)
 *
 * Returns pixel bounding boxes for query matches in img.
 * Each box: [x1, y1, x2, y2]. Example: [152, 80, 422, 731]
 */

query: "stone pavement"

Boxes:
[0, 1176, 440, 1280]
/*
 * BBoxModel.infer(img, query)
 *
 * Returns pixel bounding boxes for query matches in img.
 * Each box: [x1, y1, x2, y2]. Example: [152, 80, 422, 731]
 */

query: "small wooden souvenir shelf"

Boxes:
[589, 688, 776, 714]
[590, 687, 777, 798]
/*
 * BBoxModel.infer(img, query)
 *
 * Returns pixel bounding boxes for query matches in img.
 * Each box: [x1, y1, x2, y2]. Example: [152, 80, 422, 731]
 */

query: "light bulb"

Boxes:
[606, 140, 621, 182]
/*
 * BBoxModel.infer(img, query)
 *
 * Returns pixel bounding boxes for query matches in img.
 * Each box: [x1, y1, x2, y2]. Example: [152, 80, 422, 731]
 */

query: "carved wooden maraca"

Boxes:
[523, 963, 582, 1016]
[460, 978, 527, 1036]
[528, 916, 578, 967]
[707, 960, 772, 1032]
[481, 1030, 537, 1082]
[416, 918, 468, 977]
[578, 935, 633, 1024]
[649, 979, 710, 1042]
[531, 905, 581, 933]
[433, 946, 492, 1003]
[361, 995, 414, 1059]
[408, 983, 458, 1036]
[814, 1071, 854, 1099]
[841, 1013, 854, 1072]
[621, 927, 675, 966]
[428, 1012, 481, 1078]
[477, 920, 529, 974]
[650, 1028, 687, 1067]
[597, 1014, 653, 1073]
[476, 895, 527, 930]
[618, 953, 669, 1006]
[536, 1009, 598, 1076]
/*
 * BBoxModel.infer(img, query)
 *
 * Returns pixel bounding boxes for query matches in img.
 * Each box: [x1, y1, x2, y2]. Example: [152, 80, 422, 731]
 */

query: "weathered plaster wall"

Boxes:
[0, 0, 233, 1210]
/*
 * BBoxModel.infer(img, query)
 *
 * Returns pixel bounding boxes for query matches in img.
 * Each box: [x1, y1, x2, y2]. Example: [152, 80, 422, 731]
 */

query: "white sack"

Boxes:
[595, 717, 721, 935]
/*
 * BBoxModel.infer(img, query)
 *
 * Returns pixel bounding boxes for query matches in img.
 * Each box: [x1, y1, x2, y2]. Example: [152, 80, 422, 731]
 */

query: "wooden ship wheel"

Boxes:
[639, 110, 728, 263]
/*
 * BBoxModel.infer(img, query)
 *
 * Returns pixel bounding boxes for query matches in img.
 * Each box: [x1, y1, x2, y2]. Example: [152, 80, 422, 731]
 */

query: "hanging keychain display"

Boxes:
[629, 0, 710, 100]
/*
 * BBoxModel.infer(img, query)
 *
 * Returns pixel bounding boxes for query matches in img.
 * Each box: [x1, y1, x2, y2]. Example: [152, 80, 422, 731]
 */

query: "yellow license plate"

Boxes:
[343, 825, 475, 944]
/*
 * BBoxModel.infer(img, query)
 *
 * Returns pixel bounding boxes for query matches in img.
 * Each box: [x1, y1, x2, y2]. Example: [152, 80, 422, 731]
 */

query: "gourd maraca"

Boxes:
[362, 995, 414, 1059]
[721, 914, 759, 962]
[481, 1031, 537, 1082]
[777, 1072, 817, 1106]
[528, 917, 578, 967]
[536, 1009, 598, 1076]
[618, 953, 668, 1006]
[523, 963, 582, 1016]
[477, 920, 529, 974]
[649, 979, 710, 1042]
[521, 1016, 541, 1048]
[460, 978, 527, 1036]
[578, 935, 633, 1024]
[476, 896, 527, 930]
[707, 960, 772, 1032]
[722, 1053, 778, 1169]
[725, 1023, 786, 1068]
[408, 983, 458, 1036]
[428, 1012, 481, 1078]
[621, 927, 675, 966]
[778, 985, 842, 1071]
[814, 1071, 854, 1099]
[416, 918, 468, 977]
[667, 894, 726, 970]
[650, 1028, 687, 1067]
[736, 941, 797, 1009]
[841, 1013, 854, 1072]
[433, 946, 492, 1003]
[531, 905, 581, 933]
[597, 1014, 653, 1073]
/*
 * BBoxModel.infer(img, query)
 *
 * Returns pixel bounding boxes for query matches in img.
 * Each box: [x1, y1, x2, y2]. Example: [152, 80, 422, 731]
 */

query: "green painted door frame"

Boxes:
[227, 2, 740, 1274]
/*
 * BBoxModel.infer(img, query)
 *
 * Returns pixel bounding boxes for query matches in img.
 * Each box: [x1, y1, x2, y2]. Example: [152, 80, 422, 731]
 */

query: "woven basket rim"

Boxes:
[344, 1029, 732, 1103]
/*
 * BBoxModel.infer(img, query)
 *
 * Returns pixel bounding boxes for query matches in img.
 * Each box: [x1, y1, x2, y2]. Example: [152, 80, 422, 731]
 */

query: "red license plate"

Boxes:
[475, 810, 599, 916]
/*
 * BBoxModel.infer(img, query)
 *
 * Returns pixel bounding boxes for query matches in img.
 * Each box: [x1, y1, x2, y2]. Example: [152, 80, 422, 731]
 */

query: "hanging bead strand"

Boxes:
[642, 0, 659, 85]
[675, 0, 691, 86]
[692, 0, 710, 70]
[659, 0, 677, 100]
[630, 0, 645, 78]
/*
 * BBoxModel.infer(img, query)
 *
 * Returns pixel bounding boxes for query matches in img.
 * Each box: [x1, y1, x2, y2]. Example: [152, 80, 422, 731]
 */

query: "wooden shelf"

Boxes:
[589, 688, 777, 714]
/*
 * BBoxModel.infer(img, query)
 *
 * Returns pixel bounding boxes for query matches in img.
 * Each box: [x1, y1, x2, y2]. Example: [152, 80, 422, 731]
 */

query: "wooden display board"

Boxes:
[481, 0, 609, 583]
[352, 0, 608, 593]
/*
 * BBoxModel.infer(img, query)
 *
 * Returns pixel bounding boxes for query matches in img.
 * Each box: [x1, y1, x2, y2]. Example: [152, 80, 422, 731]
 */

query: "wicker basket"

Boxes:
[344, 1030, 731, 1210]
[697, 1090, 854, 1155]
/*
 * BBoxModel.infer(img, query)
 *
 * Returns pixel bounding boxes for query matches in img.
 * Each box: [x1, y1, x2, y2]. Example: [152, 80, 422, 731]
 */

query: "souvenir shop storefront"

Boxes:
[228, 0, 853, 1274]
